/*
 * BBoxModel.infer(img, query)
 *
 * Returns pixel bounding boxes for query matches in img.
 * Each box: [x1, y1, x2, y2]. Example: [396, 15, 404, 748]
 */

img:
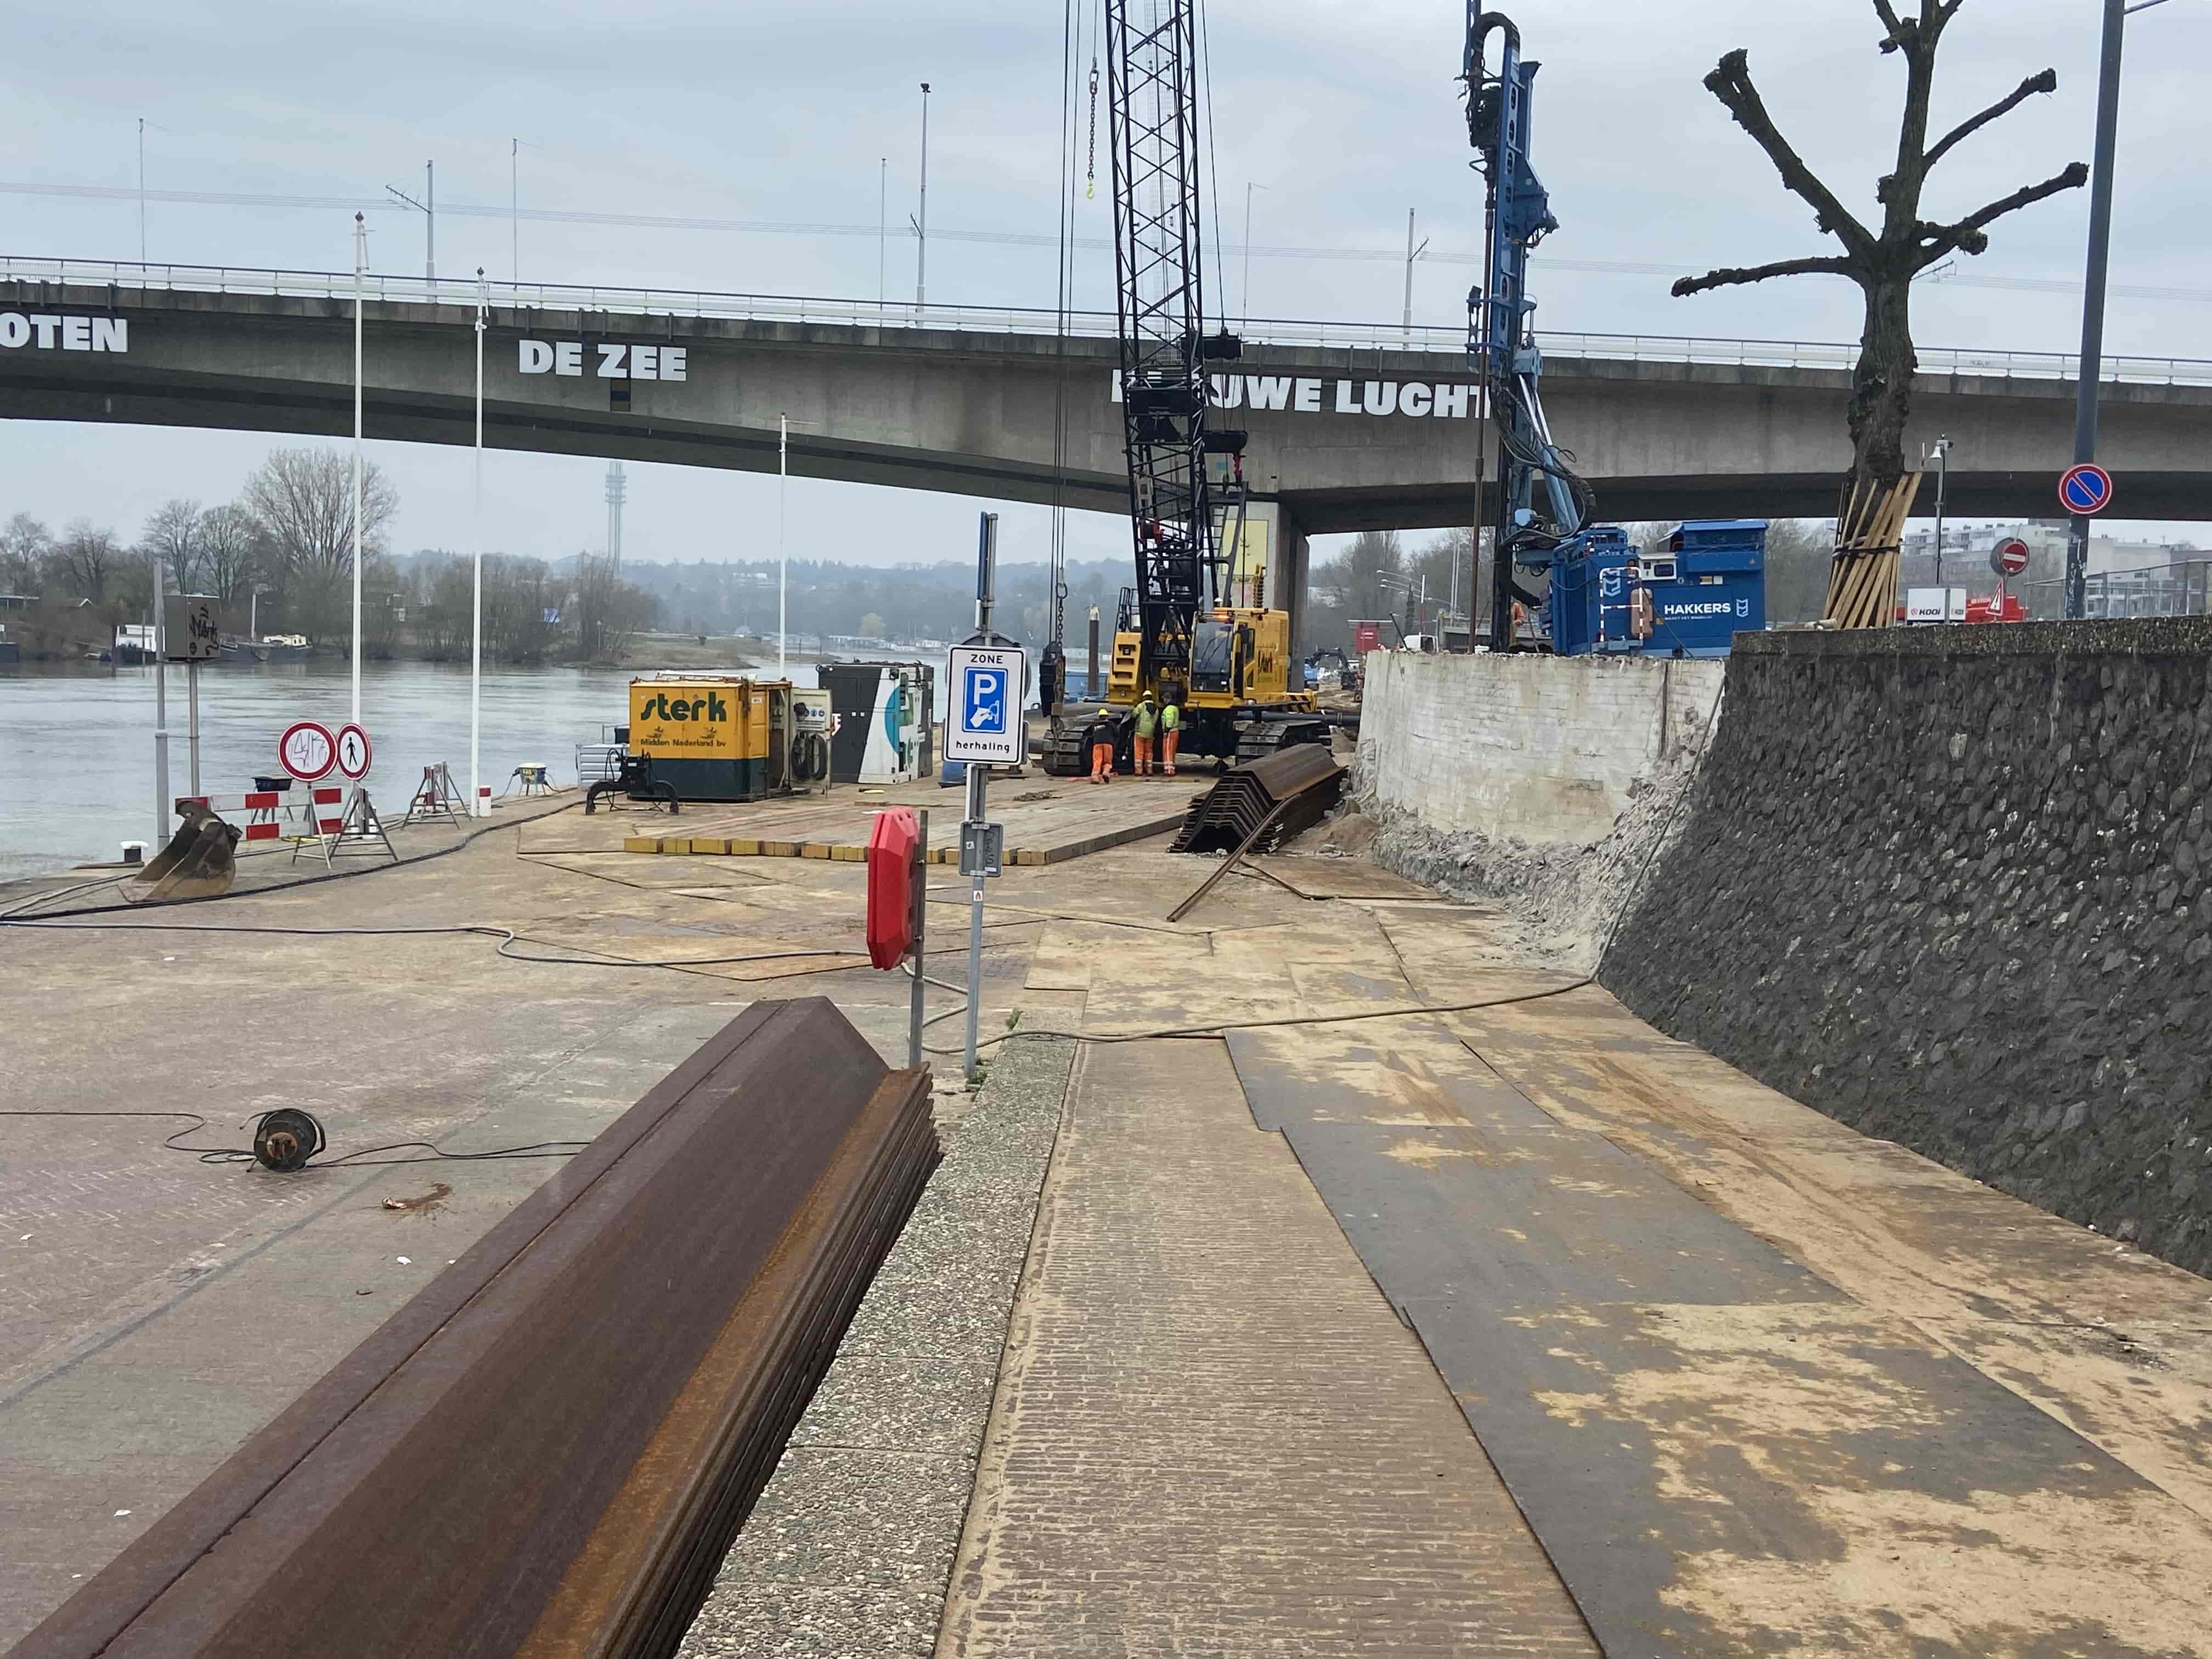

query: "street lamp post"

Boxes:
[1925, 434, 1951, 589]
[916, 84, 932, 314]
[385, 162, 435, 285]
[2066, 0, 2182, 616]
[1402, 209, 1429, 345]
[1242, 182, 1267, 327]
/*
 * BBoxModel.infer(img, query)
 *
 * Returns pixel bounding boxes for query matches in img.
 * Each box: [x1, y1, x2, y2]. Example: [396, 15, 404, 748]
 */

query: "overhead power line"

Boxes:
[3, 178, 2202, 303]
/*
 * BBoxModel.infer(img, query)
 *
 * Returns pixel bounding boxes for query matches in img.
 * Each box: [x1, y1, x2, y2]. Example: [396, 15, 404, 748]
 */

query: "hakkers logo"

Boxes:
[1663, 601, 1738, 618]
[642, 691, 728, 723]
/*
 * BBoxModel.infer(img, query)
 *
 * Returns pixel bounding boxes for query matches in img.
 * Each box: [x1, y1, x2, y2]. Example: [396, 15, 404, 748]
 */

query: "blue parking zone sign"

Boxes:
[963, 665, 1007, 731]
[946, 644, 1026, 763]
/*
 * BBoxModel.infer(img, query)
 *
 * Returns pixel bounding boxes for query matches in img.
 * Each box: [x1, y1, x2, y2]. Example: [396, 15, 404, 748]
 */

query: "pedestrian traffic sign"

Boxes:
[946, 644, 1026, 765]
[2059, 463, 2113, 516]
[335, 723, 373, 781]
[279, 720, 337, 782]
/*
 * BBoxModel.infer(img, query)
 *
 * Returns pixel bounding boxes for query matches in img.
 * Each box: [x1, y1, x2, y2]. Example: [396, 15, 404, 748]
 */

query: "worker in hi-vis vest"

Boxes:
[1087, 709, 1116, 785]
[1132, 693, 1159, 776]
[1160, 696, 1181, 776]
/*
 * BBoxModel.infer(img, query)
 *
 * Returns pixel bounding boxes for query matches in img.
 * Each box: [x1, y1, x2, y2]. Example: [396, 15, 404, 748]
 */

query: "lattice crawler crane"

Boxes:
[1045, 0, 1324, 775]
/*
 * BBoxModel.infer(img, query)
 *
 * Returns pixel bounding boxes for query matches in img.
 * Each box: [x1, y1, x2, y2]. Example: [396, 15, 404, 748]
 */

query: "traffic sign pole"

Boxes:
[963, 511, 999, 1084]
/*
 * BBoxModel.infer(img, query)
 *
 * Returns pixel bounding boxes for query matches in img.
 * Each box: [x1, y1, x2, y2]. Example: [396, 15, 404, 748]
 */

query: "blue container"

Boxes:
[1644, 519, 1765, 656]
[1542, 520, 1765, 659]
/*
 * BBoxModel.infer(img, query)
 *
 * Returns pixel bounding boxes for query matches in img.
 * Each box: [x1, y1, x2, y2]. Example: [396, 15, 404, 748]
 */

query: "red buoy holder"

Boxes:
[867, 806, 930, 1069]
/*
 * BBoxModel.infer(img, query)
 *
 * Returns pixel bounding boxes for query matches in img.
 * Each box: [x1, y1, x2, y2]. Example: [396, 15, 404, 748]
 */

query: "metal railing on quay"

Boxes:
[4, 254, 2208, 386]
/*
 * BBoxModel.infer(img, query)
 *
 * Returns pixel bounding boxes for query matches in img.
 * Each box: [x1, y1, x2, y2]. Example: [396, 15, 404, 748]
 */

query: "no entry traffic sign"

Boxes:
[1991, 537, 2031, 578]
[280, 720, 337, 782]
[2059, 462, 2114, 516]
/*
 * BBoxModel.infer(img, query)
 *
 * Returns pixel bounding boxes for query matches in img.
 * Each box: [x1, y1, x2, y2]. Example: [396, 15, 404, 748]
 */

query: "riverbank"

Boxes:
[10, 799, 2212, 1655]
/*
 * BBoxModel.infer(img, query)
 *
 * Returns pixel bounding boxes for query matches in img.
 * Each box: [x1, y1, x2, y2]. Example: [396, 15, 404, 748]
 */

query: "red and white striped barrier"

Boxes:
[177, 786, 348, 840]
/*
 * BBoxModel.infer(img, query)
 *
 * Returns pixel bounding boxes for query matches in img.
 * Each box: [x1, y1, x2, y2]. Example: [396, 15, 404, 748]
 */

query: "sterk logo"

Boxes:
[641, 691, 729, 724]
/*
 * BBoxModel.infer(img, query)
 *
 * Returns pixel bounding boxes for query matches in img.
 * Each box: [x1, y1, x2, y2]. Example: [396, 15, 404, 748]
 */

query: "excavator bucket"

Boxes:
[129, 805, 241, 902]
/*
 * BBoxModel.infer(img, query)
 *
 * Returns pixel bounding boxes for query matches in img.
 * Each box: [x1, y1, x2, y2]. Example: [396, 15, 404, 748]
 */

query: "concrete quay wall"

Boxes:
[1357, 649, 1724, 845]
[1601, 619, 2212, 1277]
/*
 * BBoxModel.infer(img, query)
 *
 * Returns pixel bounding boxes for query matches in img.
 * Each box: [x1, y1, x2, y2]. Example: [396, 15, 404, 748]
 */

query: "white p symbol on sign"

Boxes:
[967, 669, 1005, 730]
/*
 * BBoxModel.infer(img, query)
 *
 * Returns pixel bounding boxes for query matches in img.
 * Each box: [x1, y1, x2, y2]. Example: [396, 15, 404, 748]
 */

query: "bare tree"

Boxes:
[51, 520, 121, 600]
[242, 448, 398, 583]
[1673, 4, 2086, 496]
[0, 512, 51, 592]
[574, 554, 656, 664]
[140, 498, 204, 594]
[196, 504, 261, 605]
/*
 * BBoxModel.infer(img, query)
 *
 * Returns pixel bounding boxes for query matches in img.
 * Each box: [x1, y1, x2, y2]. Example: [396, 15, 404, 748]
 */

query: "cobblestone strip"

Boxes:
[676, 1035, 1072, 1659]
[933, 1038, 1599, 1658]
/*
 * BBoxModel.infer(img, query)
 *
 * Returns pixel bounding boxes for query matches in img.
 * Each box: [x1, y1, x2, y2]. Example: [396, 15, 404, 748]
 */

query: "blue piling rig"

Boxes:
[1464, 9, 1599, 651]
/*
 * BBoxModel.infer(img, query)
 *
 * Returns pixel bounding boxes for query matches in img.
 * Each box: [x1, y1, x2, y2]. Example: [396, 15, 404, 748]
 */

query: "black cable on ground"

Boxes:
[0, 1109, 592, 1169]
[0, 799, 588, 923]
[921, 975, 1595, 1058]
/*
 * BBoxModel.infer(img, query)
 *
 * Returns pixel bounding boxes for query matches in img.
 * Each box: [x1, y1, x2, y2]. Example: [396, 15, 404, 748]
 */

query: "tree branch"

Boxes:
[1701, 50, 1876, 255]
[1925, 69, 2058, 170]
[1917, 161, 2089, 263]
[1871, 0, 1908, 54]
[1672, 255, 1859, 298]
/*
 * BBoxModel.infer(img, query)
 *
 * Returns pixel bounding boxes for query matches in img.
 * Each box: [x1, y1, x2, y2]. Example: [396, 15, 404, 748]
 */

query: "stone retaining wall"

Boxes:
[1601, 619, 2212, 1277]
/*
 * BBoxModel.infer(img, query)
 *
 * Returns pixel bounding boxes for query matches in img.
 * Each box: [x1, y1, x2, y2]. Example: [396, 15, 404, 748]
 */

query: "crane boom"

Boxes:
[1104, 0, 1243, 695]
[1465, 8, 1595, 649]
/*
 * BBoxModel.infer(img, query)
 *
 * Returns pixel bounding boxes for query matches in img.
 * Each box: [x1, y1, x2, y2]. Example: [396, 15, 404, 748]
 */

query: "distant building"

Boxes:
[1898, 522, 2205, 619]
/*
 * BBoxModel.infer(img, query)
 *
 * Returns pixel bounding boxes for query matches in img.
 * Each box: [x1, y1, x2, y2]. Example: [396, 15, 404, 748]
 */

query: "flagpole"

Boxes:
[472, 268, 487, 815]
[351, 213, 366, 726]
[777, 411, 788, 681]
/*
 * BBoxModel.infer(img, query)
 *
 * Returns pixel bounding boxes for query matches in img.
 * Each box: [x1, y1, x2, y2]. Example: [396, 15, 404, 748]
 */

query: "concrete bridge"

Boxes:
[4, 257, 2210, 642]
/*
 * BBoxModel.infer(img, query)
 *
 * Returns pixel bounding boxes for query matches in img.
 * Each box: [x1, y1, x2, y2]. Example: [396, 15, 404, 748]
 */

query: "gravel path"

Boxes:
[676, 1035, 1073, 1658]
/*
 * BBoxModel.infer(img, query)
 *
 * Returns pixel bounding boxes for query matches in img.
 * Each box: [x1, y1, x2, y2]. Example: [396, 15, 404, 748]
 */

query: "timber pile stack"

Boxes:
[19, 999, 939, 1659]
[1824, 471, 1925, 628]
[1172, 742, 1344, 856]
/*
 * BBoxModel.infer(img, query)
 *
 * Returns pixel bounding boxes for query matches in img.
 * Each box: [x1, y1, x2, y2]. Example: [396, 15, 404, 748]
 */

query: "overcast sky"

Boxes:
[3, 0, 2205, 569]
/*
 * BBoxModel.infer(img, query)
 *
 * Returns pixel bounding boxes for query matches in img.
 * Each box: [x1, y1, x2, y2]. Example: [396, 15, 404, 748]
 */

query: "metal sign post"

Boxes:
[909, 809, 929, 1071]
[163, 593, 219, 798]
[151, 560, 169, 848]
[941, 512, 1026, 1084]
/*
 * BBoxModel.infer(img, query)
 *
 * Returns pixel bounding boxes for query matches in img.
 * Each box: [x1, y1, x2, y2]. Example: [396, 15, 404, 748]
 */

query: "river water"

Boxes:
[0, 660, 645, 881]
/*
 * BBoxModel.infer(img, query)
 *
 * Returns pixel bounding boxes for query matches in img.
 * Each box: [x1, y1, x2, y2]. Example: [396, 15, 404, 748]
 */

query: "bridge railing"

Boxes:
[6, 255, 2209, 387]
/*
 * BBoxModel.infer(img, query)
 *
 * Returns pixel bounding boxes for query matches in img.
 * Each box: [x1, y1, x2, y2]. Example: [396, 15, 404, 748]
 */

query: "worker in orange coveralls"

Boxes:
[1160, 695, 1181, 776]
[1087, 709, 1116, 785]
[1132, 692, 1159, 775]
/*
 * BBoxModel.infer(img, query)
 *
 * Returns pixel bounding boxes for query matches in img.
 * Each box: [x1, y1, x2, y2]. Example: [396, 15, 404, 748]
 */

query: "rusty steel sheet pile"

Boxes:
[15, 998, 940, 1659]
[1170, 742, 1344, 856]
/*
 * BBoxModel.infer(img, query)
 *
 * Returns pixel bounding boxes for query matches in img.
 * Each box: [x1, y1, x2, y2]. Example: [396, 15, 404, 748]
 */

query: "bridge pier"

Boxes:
[1245, 498, 1310, 667]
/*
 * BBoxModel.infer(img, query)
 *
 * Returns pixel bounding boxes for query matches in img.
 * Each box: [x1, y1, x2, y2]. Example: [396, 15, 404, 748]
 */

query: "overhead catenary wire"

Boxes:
[12, 180, 2199, 303]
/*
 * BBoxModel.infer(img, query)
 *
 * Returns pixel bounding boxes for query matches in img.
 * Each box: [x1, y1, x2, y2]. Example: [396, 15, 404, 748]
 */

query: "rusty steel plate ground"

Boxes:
[16, 998, 939, 1659]
[1224, 1023, 2203, 1658]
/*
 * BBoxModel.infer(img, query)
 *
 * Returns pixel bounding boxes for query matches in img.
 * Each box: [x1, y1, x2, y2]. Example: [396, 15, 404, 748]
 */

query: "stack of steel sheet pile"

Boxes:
[1171, 742, 1345, 856]
[17, 998, 939, 1659]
